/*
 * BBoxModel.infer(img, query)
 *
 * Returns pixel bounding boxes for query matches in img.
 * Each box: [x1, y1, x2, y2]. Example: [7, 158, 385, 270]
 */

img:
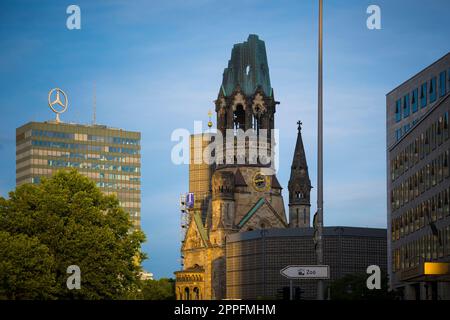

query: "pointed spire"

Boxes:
[291, 120, 308, 174]
[288, 120, 311, 205]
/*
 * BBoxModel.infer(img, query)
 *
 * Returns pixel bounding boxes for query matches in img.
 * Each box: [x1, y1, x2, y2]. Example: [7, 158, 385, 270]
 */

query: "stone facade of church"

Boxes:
[174, 35, 311, 300]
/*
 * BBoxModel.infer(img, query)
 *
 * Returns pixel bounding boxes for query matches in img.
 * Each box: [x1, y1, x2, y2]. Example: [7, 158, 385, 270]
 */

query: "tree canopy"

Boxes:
[140, 278, 175, 300]
[0, 169, 146, 299]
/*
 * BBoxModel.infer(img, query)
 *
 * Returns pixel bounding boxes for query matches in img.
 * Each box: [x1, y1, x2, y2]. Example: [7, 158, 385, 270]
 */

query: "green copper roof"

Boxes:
[221, 34, 272, 97]
[193, 211, 209, 246]
[237, 197, 266, 228]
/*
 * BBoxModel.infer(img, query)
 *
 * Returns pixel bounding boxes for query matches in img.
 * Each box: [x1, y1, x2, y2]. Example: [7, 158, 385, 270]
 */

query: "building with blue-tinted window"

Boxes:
[388, 53, 450, 146]
[421, 82, 428, 109]
[16, 121, 142, 229]
[386, 52, 450, 300]
[403, 93, 411, 118]
[412, 89, 419, 113]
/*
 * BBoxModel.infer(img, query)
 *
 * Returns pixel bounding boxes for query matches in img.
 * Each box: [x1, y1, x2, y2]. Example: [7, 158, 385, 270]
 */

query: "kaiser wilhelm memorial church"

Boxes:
[174, 35, 387, 300]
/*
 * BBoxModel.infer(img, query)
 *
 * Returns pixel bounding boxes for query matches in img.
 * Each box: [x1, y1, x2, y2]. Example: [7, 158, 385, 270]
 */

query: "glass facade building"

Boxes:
[16, 121, 141, 228]
[387, 53, 450, 299]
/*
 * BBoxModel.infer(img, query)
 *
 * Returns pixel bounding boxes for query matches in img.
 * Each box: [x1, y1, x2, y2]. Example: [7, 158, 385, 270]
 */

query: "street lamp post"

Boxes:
[317, 0, 325, 300]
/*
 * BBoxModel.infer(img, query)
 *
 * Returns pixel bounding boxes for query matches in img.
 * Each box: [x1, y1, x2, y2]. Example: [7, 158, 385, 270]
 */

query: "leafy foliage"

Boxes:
[0, 169, 147, 299]
[0, 231, 56, 299]
[140, 278, 175, 300]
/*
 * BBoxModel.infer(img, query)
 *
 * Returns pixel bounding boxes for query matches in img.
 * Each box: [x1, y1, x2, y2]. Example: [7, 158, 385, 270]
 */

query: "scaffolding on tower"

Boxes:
[179, 192, 194, 267]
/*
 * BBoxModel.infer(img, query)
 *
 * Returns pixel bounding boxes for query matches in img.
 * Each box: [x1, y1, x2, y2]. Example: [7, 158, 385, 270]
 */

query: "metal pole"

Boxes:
[262, 229, 266, 298]
[317, 0, 325, 300]
[290, 280, 293, 300]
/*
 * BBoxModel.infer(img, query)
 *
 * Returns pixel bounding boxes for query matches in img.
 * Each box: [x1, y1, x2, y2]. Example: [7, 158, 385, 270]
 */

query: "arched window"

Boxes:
[184, 287, 190, 300]
[253, 105, 262, 132]
[234, 104, 245, 130]
[193, 287, 200, 300]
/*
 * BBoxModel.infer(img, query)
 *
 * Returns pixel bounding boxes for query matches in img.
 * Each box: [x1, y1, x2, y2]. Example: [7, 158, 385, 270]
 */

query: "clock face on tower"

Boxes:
[252, 172, 270, 192]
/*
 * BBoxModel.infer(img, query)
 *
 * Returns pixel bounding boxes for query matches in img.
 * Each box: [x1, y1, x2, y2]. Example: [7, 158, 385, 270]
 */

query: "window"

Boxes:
[395, 99, 402, 122]
[403, 94, 410, 118]
[411, 89, 418, 113]
[420, 82, 427, 108]
[429, 77, 437, 103]
[233, 104, 246, 131]
[439, 71, 447, 97]
[404, 123, 411, 134]
[396, 128, 402, 141]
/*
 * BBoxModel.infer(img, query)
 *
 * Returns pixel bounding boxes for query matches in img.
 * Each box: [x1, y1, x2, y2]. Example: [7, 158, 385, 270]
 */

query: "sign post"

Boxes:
[289, 280, 293, 300]
[280, 265, 330, 280]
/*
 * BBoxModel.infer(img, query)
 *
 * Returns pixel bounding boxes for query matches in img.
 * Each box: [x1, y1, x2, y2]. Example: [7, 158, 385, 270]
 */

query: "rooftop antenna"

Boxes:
[93, 81, 96, 125]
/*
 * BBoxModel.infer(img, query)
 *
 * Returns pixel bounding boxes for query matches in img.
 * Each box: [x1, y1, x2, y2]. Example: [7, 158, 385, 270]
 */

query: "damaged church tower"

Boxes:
[175, 35, 310, 300]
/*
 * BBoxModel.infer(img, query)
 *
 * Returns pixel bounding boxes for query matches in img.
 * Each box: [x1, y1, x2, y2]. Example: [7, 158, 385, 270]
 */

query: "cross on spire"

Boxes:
[297, 120, 303, 131]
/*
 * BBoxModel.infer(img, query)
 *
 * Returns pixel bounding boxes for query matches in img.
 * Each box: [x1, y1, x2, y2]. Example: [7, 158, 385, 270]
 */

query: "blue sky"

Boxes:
[0, 0, 449, 278]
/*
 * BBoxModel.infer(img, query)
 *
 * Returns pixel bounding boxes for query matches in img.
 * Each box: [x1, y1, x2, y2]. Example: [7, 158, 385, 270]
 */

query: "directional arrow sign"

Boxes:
[280, 265, 330, 279]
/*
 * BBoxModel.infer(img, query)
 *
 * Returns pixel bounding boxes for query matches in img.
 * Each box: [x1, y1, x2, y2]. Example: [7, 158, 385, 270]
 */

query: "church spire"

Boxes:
[288, 120, 312, 228]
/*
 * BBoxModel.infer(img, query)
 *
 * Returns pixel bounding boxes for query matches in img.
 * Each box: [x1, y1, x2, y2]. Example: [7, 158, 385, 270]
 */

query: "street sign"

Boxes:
[280, 265, 330, 280]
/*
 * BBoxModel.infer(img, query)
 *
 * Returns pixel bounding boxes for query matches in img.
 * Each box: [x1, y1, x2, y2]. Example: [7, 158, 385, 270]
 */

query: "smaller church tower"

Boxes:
[288, 121, 312, 228]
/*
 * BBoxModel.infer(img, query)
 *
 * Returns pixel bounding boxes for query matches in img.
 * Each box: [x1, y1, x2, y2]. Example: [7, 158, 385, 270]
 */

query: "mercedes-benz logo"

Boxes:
[48, 88, 68, 122]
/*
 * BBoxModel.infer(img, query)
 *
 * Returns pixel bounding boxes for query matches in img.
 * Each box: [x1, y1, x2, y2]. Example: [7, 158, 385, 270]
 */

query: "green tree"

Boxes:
[0, 169, 146, 299]
[329, 272, 399, 300]
[140, 278, 176, 300]
[0, 231, 56, 299]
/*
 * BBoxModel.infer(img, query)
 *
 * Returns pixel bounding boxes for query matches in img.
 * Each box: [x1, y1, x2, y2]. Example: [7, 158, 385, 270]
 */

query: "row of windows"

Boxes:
[46, 161, 140, 182]
[391, 151, 449, 211]
[18, 149, 139, 164]
[109, 146, 139, 155]
[31, 129, 139, 145]
[28, 172, 141, 192]
[118, 201, 140, 209]
[47, 159, 140, 173]
[391, 187, 450, 241]
[96, 181, 140, 191]
[88, 134, 139, 145]
[393, 226, 450, 272]
[390, 112, 449, 181]
[99, 172, 140, 182]
[32, 130, 74, 140]
[395, 69, 448, 123]
[71, 153, 139, 163]
[395, 119, 419, 141]
[31, 140, 139, 155]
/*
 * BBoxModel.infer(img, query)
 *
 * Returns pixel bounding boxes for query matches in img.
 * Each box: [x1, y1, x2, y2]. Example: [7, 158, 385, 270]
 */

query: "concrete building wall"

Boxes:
[226, 227, 387, 300]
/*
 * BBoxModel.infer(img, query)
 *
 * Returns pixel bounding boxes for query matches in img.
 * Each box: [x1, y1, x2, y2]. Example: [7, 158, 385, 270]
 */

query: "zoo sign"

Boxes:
[280, 265, 330, 280]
